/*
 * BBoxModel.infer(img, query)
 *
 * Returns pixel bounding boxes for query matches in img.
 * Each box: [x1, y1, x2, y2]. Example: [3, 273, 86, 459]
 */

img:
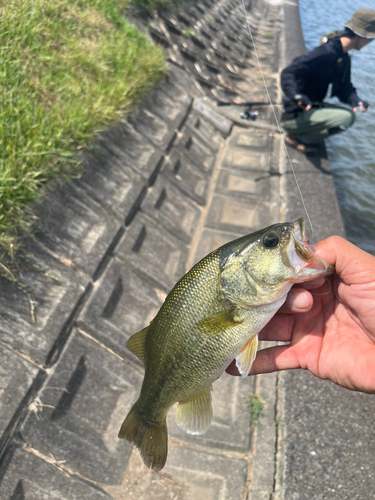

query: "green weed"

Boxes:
[182, 29, 196, 38]
[245, 393, 266, 429]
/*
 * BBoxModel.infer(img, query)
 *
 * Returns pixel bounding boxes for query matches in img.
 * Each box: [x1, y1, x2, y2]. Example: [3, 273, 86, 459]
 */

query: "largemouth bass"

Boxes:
[119, 219, 334, 470]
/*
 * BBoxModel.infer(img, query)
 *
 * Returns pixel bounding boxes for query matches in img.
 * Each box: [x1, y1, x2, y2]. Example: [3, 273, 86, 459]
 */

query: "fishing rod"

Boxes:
[217, 100, 282, 106]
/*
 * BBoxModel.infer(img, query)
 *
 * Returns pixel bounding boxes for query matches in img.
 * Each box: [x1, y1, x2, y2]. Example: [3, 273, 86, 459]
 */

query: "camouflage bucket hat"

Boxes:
[344, 8, 375, 39]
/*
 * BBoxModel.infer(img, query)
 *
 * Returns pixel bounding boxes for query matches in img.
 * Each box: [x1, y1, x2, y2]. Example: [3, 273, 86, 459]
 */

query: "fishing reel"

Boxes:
[240, 104, 259, 120]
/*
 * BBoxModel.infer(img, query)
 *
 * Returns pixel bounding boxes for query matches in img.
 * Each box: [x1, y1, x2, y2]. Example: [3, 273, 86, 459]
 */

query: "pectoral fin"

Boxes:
[175, 387, 213, 435]
[196, 309, 243, 335]
[235, 335, 258, 378]
[126, 326, 148, 364]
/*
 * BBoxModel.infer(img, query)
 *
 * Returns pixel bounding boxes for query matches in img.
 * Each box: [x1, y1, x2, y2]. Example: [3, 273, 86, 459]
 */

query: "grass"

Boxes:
[0, 0, 166, 254]
[182, 29, 196, 38]
[245, 393, 266, 429]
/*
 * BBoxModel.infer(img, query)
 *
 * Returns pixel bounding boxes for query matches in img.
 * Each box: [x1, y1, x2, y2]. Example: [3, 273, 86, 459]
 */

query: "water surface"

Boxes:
[299, 0, 375, 253]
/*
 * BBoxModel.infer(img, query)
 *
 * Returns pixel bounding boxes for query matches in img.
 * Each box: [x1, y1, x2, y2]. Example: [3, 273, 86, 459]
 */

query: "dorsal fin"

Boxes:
[126, 326, 148, 364]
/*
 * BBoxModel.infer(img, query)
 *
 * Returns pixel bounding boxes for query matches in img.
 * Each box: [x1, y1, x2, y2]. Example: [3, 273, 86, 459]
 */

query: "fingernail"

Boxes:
[291, 292, 310, 310]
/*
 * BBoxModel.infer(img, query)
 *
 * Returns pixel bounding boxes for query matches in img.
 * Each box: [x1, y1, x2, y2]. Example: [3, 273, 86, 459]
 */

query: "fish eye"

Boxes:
[263, 232, 279, 248]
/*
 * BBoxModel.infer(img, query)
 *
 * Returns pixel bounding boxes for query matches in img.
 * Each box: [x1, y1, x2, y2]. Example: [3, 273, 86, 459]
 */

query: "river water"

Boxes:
[299, 0, 375, 254]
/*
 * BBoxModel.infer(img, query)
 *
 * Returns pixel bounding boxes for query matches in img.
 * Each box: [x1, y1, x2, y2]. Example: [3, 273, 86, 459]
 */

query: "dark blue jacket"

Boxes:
[281, 37, 361, 120]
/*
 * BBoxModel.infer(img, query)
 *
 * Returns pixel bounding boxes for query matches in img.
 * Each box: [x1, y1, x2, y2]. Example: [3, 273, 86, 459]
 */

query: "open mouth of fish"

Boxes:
[289, 218, 335, 277]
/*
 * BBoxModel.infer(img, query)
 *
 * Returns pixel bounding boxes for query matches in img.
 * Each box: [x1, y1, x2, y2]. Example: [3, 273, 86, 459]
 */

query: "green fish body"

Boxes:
[119, 219, 334, 470]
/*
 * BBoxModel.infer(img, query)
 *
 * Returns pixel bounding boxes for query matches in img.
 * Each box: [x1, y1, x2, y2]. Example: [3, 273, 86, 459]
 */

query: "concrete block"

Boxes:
[112, 439, 248, 500]
[77, 258, 162, 364]
[31, 182, 122, 277]
[0, 443, 111, 499]
[0, 346, 39, 445]
[164, 446, 248, 500]
[192, 229, 242, 266]
[167, 372, 255, 452]
[166, 62, 203, 98]
[216, 168, 270, 201]
[0, 241, 87, 365]
[184, 112, 225, 150]
[222, 149, 271, 172]
[77, 149, 145, 223]
[229, 76, 258, 97]
[19, 329, 143, 484]
[141, 177, 201, 243]
[116, 213, 188, 292]
[128, 103, 176, 151]
[247, 492, 272, 500]
[142, 86, 192, 129]
[193, 98, 233, 137]
[206, 195, 269, 234]
[161, 76, 194, 109]
[149, 23, 171, 47]
[228, 130, 272, 151]
[251, 373, 277, 493]
[175, 130, 216, 175]
[99, 122, 163, 183]
[161, 151, 210, 206]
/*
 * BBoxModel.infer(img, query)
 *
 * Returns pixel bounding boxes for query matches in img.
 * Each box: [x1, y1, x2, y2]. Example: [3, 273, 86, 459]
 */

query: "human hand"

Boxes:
[226, 236, 375, 393]
[294, 94, 312, 111]
[353, 100, 370, 112]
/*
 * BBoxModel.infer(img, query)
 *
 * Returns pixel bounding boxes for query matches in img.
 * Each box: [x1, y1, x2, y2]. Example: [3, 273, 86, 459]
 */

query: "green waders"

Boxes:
[281, 103, 356, 144]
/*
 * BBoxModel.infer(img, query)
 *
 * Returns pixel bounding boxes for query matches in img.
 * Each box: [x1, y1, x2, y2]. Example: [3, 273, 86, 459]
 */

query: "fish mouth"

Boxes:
[290, 218, 335, 277]
[292, 218, 316, 260]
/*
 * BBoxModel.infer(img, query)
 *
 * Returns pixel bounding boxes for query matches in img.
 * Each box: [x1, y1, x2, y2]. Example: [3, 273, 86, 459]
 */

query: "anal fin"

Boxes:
[235, 335, 258, 378]
[175, 387, 213, 435]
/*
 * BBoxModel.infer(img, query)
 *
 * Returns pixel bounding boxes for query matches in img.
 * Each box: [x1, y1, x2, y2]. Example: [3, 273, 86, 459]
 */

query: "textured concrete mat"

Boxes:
[77, 258, 162, 363]
[0, 444, 111, 499]
[19, 330, 143, 485]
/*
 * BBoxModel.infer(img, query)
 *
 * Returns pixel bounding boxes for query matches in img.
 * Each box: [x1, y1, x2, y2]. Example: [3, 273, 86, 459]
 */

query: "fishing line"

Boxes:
[311, 276, 332, 296]
[239, 0, 315, 241]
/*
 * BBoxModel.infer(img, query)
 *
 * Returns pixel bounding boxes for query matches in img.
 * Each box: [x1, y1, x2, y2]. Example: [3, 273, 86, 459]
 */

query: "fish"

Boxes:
[118, 218, 334, 470]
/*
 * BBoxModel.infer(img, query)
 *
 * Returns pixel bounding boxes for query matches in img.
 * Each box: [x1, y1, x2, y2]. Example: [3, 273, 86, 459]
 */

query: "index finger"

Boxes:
[315, 236, 375, 284]
[258, 313, 294, 342]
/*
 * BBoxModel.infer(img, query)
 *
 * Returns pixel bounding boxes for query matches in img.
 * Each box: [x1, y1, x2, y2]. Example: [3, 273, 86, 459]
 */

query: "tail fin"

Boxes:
[118, 403, 168, 471]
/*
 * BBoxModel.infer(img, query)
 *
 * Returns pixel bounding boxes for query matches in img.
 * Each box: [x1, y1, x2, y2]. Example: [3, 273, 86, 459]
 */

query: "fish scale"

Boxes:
[119, 219, 334, 470]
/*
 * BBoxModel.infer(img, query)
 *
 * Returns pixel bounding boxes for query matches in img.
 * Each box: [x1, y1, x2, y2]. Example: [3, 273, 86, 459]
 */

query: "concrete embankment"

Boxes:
[0, 0, 373, 499]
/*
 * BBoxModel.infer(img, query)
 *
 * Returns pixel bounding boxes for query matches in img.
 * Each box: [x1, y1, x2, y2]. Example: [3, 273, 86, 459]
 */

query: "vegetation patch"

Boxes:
[245, 393, 266, 429]
[0, 0, 166, 253]
[182, 29, 196, 38]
